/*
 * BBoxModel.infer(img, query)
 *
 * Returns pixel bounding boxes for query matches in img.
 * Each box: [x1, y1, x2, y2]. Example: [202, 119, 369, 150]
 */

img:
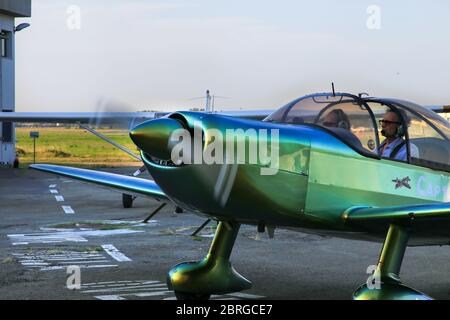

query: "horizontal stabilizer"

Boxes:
[30, 164, 167, 201]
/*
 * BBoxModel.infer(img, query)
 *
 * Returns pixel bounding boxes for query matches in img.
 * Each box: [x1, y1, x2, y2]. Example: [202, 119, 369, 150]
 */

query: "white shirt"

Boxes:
[379, 138, 419, 161]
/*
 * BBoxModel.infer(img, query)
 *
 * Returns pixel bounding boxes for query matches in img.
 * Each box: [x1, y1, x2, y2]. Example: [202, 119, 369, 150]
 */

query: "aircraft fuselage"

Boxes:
[134, 112, 450, 245]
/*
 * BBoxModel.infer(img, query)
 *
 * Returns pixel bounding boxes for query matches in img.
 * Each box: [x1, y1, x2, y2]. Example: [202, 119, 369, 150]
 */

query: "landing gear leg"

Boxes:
[167, 221, 251, 300]
[122, 194, 135, 208]
[353, 224, 432, 300]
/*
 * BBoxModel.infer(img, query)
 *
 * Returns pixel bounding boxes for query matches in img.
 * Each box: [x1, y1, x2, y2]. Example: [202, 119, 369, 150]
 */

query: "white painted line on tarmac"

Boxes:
[93, 291, 173, 300]
[228, 292, 266, 299]
[55, 195, 64, 202]
[58, 260, 111, 265]
[83, 285, 168, 294]
[133, 291, 172, 297]
[81, 279, 266, 300]
[26, 257, 105, 262]
[95, 295, 127, 300]
[12, 249, 119, 271]
[50, 189, 58, 194]
[21, 262, 49, 266]
[82, 280, 157, 287]
[14, 253, 103, 258]
[9, 229, 143, 246]
[41, 264, 118, 271]
[8, 233, 87, 245]
[49, 184, 57, 188]
[101, 244, 132, 262]
[83, 281, 130, 286]
[62, 206, 75, 214]
[81, 280, 167, 295]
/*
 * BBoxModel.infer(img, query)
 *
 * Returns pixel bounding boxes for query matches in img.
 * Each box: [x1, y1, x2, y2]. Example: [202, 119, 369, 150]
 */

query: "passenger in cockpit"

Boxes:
[322, 109, 351, 130]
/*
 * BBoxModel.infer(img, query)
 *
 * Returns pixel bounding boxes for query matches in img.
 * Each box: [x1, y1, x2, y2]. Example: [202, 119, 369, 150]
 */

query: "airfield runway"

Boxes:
[1, 167, 449, 300]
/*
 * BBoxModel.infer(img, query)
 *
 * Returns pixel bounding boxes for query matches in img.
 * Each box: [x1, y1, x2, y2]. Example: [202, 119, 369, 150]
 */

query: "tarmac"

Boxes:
[0, 167, 449, 300]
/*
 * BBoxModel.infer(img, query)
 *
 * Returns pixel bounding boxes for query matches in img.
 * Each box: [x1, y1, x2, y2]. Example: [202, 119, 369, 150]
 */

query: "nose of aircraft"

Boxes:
[130, 118, 185, 160]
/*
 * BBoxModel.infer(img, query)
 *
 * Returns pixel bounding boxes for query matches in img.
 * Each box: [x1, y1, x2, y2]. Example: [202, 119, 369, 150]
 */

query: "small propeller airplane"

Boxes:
[2, 92, 450, 300]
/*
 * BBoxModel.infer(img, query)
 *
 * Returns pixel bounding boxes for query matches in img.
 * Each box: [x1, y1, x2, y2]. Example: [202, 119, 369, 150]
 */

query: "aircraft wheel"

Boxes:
[122, 194, 133, 208]
[174, 292, 211, 301]
[175, 206, 183, 213]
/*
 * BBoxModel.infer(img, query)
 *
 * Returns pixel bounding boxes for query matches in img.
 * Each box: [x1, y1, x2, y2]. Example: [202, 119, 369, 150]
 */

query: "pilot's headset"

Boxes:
[391, 108, 408, 138]
[334, 109, 350, 130]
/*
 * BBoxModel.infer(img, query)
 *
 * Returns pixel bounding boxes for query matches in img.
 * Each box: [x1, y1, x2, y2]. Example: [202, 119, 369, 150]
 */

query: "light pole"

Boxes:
[14, 23, 31, 33]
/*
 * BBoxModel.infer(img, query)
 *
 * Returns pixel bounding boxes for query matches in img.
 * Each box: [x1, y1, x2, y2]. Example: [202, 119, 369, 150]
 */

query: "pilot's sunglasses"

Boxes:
[379, 120, 401, 125]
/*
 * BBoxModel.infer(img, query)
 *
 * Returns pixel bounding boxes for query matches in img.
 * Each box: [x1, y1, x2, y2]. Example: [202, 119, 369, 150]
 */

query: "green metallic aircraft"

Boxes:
[17, 92, 450, 300]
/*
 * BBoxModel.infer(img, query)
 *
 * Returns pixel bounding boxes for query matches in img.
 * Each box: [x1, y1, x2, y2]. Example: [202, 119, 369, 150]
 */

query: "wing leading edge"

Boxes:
[30, 164, 167, 201]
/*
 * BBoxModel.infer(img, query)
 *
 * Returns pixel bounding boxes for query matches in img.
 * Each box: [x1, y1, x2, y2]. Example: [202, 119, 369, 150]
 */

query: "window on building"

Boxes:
[1, 30, 11, 58]
[2, 122, 12, 143]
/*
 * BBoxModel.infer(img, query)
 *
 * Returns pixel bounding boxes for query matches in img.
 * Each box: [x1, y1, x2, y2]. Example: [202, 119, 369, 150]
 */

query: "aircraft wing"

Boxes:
[0, 112, 165, 126]
[216, 109, 273, 120]
[344, 203, 450, 231]
[425, 105, 450, 114]
[30, 164, 168, 201]
[0, 110, 272, 124]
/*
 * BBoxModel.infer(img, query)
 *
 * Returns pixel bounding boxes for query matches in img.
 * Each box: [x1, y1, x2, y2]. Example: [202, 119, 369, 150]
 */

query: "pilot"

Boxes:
[378, 110, 419, 161]
[322, 109, 351, 130]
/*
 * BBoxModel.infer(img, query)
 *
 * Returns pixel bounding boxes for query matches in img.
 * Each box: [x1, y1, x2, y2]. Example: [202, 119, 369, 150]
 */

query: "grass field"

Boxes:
[16, 127, 142, 168]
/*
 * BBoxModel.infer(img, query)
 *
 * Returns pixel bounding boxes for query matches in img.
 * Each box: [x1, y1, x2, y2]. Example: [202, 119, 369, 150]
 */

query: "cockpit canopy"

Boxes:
[264, 93, 450, 172]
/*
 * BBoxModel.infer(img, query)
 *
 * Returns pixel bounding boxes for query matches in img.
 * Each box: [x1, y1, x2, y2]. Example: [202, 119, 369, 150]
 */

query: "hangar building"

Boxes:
[0, 0, 31, 166]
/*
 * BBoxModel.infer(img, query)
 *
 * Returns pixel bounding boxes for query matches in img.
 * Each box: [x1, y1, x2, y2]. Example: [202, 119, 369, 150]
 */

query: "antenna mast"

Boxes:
[205, 90, 212, 113]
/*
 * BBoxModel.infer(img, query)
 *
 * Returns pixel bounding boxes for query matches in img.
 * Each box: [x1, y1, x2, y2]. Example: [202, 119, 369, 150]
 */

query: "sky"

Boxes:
[14, 0, 450, 112]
